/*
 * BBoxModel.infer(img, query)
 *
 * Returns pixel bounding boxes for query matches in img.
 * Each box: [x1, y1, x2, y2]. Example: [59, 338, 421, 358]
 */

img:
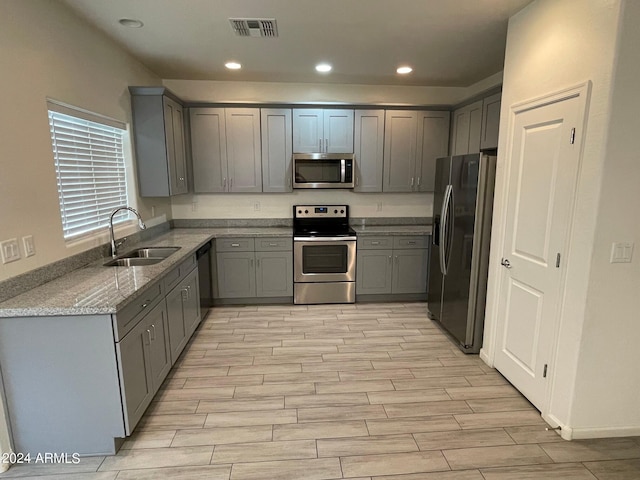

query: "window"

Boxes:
[47, 101, 131, 240]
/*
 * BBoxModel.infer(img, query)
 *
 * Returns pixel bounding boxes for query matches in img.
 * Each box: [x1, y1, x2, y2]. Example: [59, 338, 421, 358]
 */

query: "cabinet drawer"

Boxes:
[393, 236, 429, 249]
[358, 236, 393, 250]
[255, 237, 292, 251]
[164, 254, 196, 291]
[216, 237, 255, 252]
[114, 281, 163, 341]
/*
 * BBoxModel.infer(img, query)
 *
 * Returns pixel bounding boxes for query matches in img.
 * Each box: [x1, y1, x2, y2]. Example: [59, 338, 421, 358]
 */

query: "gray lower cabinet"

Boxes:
[357, 235, 430, 296]
[165, 266, 200, 363]
[117, 300, 170, 435]
[216, 237, 293, 301]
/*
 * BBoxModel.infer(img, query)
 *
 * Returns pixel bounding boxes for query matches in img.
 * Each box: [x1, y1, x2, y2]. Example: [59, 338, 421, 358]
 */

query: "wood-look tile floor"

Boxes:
[3, 302, 640, 479]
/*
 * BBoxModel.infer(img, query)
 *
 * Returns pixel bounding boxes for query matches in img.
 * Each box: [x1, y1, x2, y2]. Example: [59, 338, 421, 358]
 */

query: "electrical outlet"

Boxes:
[254, 201, 261, 211]
[1, 238, 21, 264]
[22, 235, 35, 257]
[610, 242, 634, 263]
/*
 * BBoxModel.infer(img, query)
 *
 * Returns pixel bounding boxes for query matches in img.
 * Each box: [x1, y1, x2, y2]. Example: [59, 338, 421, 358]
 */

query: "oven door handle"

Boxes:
[294, 236, 357, 242]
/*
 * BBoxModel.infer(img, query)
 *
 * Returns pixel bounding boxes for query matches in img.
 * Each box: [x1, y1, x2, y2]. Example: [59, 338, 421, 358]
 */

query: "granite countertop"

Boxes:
[352, 225, 433, 236]
[0, 227, 292, 318]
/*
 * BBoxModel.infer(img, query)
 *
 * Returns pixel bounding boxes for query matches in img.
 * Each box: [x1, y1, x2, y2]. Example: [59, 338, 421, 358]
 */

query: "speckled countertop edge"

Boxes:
[0, 227, 292, 318]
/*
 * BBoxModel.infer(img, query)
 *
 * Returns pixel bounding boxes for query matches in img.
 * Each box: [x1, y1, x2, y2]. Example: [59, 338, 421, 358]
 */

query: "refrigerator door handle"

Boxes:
[445, 185, 455, 274]
[440, 184, 453, 275]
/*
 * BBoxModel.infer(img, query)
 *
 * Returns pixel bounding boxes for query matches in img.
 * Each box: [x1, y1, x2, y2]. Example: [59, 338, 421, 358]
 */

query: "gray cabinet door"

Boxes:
[183, 267, 201, 336]
[163, 97, 188, 195]
[356, 249, 393, 294]
[392, 249, 429, 294]
[481, 92, 502, 150]
[190, 108, 228, 192]
[451, 100, 483, 155]
[117, 315, 153, 434]
[354, 110, 384, 192]
[324, 109, 354, 153]
[226, 108, 263, 192]
[165, 282, 188, 364]
[146, 302, 171, 394]
[383, 110, 417, 192]
[256, 251, 293, 297]
[416, 111, 450, 192]
[261, 108, 293, 192]
[293, 109, 323, 153]
[217, 252, 256, 298]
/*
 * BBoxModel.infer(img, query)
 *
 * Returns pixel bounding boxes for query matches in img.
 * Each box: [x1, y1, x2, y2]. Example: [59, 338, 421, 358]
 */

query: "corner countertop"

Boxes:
[352, 225, 433, 236]
[0, 227, 292, 318]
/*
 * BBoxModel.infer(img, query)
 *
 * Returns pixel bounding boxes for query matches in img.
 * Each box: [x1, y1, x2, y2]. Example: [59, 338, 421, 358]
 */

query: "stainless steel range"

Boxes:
[293, 205, 357, 305]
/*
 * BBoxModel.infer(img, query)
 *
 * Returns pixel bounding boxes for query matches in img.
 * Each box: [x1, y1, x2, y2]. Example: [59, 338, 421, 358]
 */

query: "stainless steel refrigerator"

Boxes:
[427, 153, 497, 354]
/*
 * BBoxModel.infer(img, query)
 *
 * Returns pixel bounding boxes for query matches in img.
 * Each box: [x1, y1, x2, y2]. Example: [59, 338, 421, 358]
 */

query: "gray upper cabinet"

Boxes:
[451, 100, 483, 155]
[191, 108, 262, 192]
[383, 110, 418, 192]
[416, 111, 450, 192]
[129, 87, 188, 197]
[190, 108, 227, 193]
[480, 92, 502, 151]
[225, 108, 263, 192]
[293, 109, 354, 153]
[261, 108, 293, 192]
[354, 110, 385, 192]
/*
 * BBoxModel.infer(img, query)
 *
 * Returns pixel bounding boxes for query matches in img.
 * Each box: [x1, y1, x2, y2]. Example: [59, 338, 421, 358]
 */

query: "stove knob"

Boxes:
[340, 209, 344, 214]
[297, 210, 302, 214]
[334, 209, 338, 214]
[305, 210, 308, 214]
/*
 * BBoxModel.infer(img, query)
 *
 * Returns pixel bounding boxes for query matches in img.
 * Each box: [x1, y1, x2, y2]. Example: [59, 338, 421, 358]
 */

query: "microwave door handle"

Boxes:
[341, 159, 346, 182]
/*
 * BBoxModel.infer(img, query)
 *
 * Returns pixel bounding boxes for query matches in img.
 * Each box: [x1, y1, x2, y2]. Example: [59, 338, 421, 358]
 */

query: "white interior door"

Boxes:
[494, 90, 584, 411]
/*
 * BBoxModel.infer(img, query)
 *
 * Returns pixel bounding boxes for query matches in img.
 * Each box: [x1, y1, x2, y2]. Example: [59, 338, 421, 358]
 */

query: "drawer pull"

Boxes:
[268, 243, 278, 246]
[141, 303, 148, 309]
[371, 241, 380, 245]
[150, 324, 156, 341]
[231, 243, 240, 247]
[407, 241, 416, 245]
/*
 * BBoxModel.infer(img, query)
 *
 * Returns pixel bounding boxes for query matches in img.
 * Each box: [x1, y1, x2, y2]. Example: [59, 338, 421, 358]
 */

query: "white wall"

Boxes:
[0, 0, 171, 283]
[570, 0, 640, 436]
[482, 0, 628, 438]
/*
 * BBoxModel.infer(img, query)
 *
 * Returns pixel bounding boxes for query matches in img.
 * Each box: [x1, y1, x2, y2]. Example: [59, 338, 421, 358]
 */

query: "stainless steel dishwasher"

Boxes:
[196, 241, 213, 319]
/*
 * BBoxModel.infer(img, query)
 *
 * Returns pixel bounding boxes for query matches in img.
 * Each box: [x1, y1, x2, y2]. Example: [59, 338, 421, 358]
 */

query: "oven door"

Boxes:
[294, 238, 356, 283]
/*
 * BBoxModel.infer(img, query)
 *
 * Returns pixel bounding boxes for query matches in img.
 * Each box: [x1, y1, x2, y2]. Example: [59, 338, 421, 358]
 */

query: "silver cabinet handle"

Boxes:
[182, 287, 188, 300]
[355, 176, 359, 187]
[145, 329, 151, 345]
[257, 258, 261, 268]
[407, 241, 416, 245]
[250, 258, 254, 267]
[371, 241, 380, 245]
[395, 255, 398, 264]
[325, 139, 328, 152]
[150, 324, 156, 341]
[231, 243, 240, 247]
[388, 255, 392, 265]
[269, 243, 278, 246]
[223, 177, 227, 189]
[230, 178, 233, 189]
[417, 176, 421, 187]
[140, 302, 148, 309]
[319, 139, 322, 152]
[287, 177, 291, 188]
[411, 177, 415, 187]
[501, 258, 512, 269]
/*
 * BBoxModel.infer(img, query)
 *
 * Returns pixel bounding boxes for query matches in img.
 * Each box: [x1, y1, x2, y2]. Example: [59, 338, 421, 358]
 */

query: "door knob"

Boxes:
[501, 258, 512, 269]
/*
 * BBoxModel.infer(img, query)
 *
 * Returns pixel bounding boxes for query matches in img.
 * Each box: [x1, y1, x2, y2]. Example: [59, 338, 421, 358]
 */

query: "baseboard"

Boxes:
[541, 412, 640, 440]
[479, 348, 493, 367]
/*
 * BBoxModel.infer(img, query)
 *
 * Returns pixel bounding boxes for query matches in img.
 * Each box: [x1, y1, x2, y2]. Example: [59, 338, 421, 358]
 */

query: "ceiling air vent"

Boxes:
[229, 18, 278, 38]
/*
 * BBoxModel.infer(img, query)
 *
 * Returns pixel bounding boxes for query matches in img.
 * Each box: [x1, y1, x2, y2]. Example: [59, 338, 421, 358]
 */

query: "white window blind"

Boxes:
[47, 102, 131, 240]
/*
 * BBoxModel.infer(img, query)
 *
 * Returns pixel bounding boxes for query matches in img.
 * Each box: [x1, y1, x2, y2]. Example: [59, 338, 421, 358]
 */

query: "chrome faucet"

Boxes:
[109, 206, 146, 257]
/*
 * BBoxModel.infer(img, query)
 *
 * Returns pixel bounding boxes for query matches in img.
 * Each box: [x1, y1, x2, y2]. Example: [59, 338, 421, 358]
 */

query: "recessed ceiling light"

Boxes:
[397, 66, 413, 74]
[225, 62, 242, 70]
[118, 18, 144, 28]
[315, 63, 332, 73]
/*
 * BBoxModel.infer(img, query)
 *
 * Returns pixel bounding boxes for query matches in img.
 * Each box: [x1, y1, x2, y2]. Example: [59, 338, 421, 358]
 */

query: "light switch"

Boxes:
[1, 238, 21, 264]
[610, 242, 634, 263]
[23, 235, 35, 257]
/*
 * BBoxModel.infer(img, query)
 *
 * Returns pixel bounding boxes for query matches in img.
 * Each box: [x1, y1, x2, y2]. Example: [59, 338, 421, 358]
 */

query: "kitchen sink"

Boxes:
[103, 247, 181, 267]
[120, 247, 181, 259]
[104, 257, 165, 267]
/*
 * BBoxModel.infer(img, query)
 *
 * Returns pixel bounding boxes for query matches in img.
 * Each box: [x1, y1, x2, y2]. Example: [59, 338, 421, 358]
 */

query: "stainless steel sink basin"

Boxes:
[104, 257, 165, 267]
[121, 247, 181, 259]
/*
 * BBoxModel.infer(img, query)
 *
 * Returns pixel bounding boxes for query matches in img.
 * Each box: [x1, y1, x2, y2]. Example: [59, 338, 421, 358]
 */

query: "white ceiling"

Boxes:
[61, 0, 533, 87]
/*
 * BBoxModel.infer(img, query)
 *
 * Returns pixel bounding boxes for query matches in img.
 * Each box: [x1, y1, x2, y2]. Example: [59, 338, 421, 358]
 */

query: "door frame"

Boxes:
[481, 82, 591, 418]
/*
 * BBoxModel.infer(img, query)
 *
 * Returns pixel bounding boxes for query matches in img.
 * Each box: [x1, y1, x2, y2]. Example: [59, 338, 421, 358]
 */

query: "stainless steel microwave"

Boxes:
[293, 153, 355, 189]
